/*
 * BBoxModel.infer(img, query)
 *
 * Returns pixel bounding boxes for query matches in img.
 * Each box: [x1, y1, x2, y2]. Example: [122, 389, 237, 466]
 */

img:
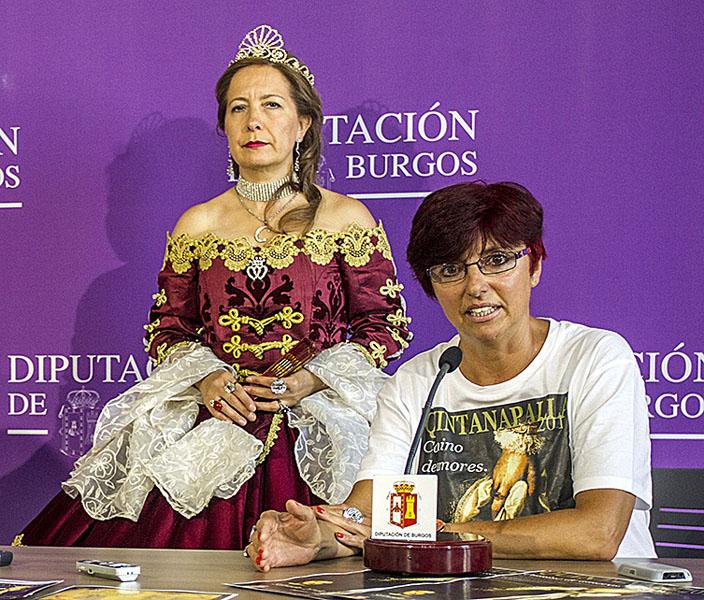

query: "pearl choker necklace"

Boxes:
[236, 175, 295, 203]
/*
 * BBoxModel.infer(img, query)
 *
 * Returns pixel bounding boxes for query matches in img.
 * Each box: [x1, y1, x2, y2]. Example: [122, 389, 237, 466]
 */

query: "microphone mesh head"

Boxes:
[439, 346, 462, 372]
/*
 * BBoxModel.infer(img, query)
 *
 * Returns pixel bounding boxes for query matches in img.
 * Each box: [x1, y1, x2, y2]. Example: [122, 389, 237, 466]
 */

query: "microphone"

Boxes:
[404, 346, 462, 474]
[366, 344, 491, 576]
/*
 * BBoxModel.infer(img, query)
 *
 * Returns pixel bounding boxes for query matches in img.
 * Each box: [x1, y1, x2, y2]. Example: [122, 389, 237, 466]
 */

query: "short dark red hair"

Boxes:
[407, 181, 546, 298]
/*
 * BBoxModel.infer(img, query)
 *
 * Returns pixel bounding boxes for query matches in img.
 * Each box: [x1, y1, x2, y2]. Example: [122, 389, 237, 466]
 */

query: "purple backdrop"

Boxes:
[1, 2, 703, 544]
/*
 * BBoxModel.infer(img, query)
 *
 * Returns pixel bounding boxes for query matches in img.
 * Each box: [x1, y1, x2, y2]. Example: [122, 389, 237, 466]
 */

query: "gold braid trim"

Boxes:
[230, 362, 261, 380]
[386, 308, 412, 327]
[155, 339, 202, 366]
[152, 288, 167, 307]
[303, 228, 338, 265]
[218, 307, 304, 335]
[387, 326, 410, 351]
[262, 235, 300, 269]
[162, 222, 394, 273]
[197, 236, 221, 271]
[223, 334, 298, 360]
[374, 223, 394, 260]
[255, 412, 284, 466]
[379, 277, 404, 299]
[369, 341, 388, 368]
[143, 318, 161, 353]
[221, 237, 255, 271]
[338, 224, 377, 268]
[166, 233, 196, 274]
[351, 342, 377, 367]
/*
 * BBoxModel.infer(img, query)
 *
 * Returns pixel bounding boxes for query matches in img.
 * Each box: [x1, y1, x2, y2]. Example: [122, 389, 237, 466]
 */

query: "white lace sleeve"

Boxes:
[62, 342, 262, 521]
[287, 343, 387, 503]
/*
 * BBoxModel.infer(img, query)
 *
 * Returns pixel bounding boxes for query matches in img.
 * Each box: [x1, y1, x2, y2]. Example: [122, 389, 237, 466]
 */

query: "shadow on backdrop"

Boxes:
[0, 114, 227, 543]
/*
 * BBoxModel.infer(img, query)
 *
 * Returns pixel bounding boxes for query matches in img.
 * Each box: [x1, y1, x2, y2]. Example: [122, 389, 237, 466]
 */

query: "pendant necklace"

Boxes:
[236, 189, 297, 244]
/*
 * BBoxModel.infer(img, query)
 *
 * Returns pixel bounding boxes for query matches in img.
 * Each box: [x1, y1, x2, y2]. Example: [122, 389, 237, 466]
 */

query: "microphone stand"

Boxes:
[364, 346, 493, 575]
[404, 360, 453, 475]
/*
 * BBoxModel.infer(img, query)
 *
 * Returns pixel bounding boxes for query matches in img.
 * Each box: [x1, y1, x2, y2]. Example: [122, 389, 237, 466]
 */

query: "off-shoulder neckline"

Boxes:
[166, 221, 386, 247]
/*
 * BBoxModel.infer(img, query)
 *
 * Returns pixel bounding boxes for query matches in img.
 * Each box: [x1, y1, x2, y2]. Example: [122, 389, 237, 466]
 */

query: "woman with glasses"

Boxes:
[247, 181, 655, 567]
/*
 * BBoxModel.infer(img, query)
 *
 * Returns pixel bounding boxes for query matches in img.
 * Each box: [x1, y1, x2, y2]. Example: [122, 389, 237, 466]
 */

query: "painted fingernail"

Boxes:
[255, 556, 261, 565]
[257, 547, 263, 557]
[335, 532, 344, 539]
[315, 506, 325, 514]
[258, 532, 262, 541]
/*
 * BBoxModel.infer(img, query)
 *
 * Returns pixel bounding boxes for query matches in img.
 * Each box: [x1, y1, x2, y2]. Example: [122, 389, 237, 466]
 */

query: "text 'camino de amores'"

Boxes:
[323, 102, 479, 181]
[0, 126, 21, 189]
[3, 353, 152, 418]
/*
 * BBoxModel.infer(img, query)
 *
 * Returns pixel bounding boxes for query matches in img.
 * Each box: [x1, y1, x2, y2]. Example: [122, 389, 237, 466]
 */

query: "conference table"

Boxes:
[2, 545, 702, 599]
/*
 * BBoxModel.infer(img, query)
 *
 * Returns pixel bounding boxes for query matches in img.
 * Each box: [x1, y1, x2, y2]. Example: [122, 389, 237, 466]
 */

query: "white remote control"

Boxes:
[76, 560, 140, 582]
[616, 561, 692, 583]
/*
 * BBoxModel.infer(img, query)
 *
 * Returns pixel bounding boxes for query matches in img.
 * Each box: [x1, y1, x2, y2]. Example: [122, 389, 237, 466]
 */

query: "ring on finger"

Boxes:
[270, 378, 288, 395]
[242, 543, 250, 558]
[209, 398, 224, 412]
[224, 381, 237, 395]
[342, 506, 364, 524]
[249, 524, 257, 541]
[277, 399, 290, 414]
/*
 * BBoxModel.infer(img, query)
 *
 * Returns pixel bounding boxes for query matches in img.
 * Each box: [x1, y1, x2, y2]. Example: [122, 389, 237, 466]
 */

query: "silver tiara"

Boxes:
[231, 24, 314, 86]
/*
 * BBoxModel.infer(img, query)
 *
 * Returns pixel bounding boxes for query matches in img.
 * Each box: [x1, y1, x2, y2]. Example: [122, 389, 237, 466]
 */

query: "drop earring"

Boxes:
[227, 150, 236, 183]
[293, 140, 301, 182]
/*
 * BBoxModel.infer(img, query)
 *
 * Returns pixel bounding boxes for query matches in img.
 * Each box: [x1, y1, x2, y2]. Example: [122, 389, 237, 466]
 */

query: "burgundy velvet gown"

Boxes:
[17, 223, 411, 549]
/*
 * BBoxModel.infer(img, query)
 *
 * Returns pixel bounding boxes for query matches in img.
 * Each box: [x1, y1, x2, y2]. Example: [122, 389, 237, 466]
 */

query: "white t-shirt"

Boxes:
[357, 318, 656, 558]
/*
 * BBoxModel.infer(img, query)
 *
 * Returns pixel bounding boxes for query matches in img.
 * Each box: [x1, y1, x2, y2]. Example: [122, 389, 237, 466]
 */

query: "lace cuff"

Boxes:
[288, 343, 387, 503]
[144, 418, 261, 518]
[62, 342, 257, 521]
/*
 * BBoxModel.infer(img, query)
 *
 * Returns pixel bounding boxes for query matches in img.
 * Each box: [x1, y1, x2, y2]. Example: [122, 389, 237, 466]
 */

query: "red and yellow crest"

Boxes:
[389, 481, 418, 528]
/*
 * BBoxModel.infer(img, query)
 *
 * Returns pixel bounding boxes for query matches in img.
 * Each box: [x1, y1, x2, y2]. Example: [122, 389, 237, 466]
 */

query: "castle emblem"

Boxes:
[389, 481, 418, 528]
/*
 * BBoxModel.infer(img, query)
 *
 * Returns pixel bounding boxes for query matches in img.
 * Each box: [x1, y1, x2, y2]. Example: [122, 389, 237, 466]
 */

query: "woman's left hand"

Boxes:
[311, 504, 371, 550]
[243, 368, 327, 412]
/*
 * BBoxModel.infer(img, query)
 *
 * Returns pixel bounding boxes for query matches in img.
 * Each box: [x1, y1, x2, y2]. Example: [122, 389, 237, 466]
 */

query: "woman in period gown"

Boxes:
[16, 25, 412, 549]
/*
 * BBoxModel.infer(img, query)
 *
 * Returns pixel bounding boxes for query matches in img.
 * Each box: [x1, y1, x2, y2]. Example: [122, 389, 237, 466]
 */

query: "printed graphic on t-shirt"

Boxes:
[418, 393, 574, 523]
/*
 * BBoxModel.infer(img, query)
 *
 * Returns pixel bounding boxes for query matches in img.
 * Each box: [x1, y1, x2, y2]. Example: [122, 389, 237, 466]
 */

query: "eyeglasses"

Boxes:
[427, 248, 531, 284]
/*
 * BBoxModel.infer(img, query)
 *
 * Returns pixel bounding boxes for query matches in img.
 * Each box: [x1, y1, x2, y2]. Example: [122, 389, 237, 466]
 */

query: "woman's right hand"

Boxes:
[248, 500, 324, 571]
[196, 369, 257, 426]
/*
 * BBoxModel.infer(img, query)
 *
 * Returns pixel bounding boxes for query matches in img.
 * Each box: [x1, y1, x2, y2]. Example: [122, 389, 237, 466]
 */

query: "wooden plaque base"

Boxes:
[363, 533, 492, 575]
